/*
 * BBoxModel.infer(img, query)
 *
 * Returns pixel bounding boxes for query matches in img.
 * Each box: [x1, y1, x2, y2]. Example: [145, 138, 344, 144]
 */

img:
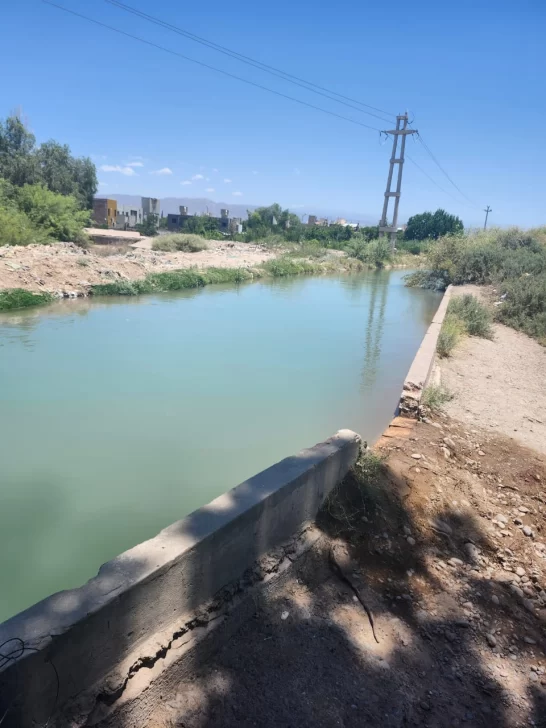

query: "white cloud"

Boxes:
[100, 164, 137, 176]
[181, 180, 192, 185]
[232, 191, 243, 197]
[212, 168, 219, 173]
[205, 187, 215, 192]
[151, 167, 173, 175]
[192, 173, 204, 180]
[126, 161, 144, 168]
[224, 178, 232, 183]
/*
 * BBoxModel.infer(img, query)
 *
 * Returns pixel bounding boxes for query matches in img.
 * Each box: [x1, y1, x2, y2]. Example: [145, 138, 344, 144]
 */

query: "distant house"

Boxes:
[92, 197, 158, 230]
[167, 207, 237, 234]
[92, 198, 117, 228]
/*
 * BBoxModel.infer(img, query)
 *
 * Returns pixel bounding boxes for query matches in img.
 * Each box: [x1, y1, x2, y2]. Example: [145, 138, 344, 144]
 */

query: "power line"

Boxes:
[105, 0, 396, 124]
[406, 154, 475, 207]
[43, 1, 384, 133]
[416, 134, 478, 207]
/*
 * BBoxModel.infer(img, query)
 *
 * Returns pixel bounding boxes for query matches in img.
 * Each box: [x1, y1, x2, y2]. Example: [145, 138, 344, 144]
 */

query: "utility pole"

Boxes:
[378, 113, 417, 249]
[483, 205, 492, 230]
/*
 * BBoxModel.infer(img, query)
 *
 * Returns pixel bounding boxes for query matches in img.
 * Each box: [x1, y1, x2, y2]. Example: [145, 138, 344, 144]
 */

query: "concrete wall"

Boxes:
[399, 285, 453, 417]
[0, 430, 360, 727]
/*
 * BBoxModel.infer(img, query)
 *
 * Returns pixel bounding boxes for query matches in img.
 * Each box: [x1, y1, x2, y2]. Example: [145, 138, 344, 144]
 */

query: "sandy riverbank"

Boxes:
[0, 240, 276, 296]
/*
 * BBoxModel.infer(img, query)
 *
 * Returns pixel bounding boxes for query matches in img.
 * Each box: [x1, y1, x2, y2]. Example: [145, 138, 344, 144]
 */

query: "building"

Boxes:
[167, 207, 236, 235]
[307, 215, 328, 227]
[93, 197, 159, 229]
[92, 198, 117, 228]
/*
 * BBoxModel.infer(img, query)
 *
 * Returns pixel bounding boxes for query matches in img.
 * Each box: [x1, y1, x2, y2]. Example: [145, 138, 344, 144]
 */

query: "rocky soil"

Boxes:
[150, 415, 546, 728]
[0, 241, 275, 297]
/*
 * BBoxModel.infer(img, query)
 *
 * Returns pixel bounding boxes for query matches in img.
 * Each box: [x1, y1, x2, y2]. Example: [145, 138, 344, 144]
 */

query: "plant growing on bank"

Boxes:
[406, 226, 546, 343]
[0, 288, 54, 312]
[437, 294, 493, 357]
[404, 209, 464, 241]
[421, 384, 454, 411]
[152, 233, 209, 253]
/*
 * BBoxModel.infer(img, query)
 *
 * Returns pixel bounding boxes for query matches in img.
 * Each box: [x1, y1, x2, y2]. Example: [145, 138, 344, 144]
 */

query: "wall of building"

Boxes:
[0, 430, 361, 726]
[92, 199, 118, 227]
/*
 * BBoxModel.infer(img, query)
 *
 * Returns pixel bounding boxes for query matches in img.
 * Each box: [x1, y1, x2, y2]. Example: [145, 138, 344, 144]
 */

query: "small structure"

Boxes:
[167, 206, 235, 235]
[92, 198, 117, 228]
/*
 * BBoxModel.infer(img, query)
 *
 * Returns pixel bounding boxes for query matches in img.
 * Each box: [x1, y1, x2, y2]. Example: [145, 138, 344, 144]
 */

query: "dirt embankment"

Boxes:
[0, 241, 275, 296]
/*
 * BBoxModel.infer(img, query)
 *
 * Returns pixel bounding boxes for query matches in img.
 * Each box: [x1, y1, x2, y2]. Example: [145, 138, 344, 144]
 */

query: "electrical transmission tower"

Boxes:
[378, 113, 417, 248]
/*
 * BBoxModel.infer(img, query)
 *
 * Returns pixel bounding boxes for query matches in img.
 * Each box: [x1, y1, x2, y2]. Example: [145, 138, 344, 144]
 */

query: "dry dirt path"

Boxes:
[439, 285, 546, 455]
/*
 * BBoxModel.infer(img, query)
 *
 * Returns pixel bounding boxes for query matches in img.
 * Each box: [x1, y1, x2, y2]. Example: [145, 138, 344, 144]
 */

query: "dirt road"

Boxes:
[0, 241, 275, 296]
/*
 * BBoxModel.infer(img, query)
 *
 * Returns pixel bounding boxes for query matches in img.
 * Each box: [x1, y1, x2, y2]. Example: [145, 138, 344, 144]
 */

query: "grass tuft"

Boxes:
[152, 234, 209, 253]
[421, 384, 454, 411]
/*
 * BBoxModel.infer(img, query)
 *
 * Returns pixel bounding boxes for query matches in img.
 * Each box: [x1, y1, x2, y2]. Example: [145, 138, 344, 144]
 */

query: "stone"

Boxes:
[523, 599, 536, 614]
[281, 610, 290, 620]
[496, 515, 508, 524]
[486, 634, 497, 647]
[516, 567, 526, 577]
[443, 437, 456, 450]
[465, 543, 480, 562]
[411, 453, 422, 460]
[510, 585, 524, 598]
[407, 536, 416, 546]
[441, 446, 451, 460]
[449, 557, 464, 567]
[403, 526, 412, 536]
[492, 595, 500, 606]
[523, 526, 534, 537]
[478, 450, 486, 456]
[524, 636, 537, 645]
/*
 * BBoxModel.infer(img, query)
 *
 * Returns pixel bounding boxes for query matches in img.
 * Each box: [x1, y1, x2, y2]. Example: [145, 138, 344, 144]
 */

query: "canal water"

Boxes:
[0, 270, 440, 621]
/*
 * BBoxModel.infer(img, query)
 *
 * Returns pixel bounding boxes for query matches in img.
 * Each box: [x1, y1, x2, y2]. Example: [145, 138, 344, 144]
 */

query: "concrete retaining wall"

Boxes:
[399, 285, 452, 417]
[0, 429, 360, 727]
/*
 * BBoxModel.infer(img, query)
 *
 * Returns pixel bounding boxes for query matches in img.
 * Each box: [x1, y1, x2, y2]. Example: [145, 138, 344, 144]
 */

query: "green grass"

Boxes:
[421, 384, 454, 411]
[152, 233, 209, 253]
[260, 257, 318, 277]
[437, 315, 466, 357]
[447, 294, 493, 338]
[0, 288, 54, 312]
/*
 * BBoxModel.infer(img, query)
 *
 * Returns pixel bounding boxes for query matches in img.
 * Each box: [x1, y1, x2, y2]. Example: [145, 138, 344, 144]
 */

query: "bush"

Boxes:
[437, 315, 466, 357]
[152, 233, 209, 253]
[0, 288, 53, 311]
[496, 275, 546, 343]
[447, 294, 493, 339]
[261, 257, 316, 277]
[344, 236, 391, 267]
[421, 384, 454, 411]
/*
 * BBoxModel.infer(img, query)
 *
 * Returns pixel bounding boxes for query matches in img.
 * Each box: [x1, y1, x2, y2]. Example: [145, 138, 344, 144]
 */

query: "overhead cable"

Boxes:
[43, 1, 384, 133]
[105, 0, 396, 124]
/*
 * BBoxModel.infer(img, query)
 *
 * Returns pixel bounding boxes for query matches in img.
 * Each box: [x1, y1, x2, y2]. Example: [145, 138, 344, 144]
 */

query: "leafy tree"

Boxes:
[136, 213, 159, 236]
[0, 115, 97, 209]
[16, 184, 90, 242]
[0, 116, 40, 187]
[405, 209, 463, 241]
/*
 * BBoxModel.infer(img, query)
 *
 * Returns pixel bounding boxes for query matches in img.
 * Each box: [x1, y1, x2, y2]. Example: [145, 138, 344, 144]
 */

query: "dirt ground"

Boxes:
[439, 285, 546, 456]
[0, 241, 275, 296]
[153, 417, 546, 728]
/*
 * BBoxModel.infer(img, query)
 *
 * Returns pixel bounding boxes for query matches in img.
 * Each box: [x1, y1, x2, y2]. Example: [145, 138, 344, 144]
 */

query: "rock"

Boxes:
[465, 543, 480, 562]
[445, 630, 457, 643]
[478, 450, 486, 456]
[403, 526, 412, 536]
[281, 610, 290, 620]
[510, 585, 524, 598]
[411, 453, 422, 460]
[516, 567, 526, 577]
[407, 536, 416, 546]
[523, 526, 534, 537]
[441, 446, 451, 460]
[496, 514, 508, 524]
[523, 586, 536, 598]
[443, 437, 456, 450]
[486, 634, 497, 647]
[514, 518, 523, 525]
[523, 599, 536, 614]
[492, 595, 500, 606]
[449, 557, 464, 567]
[524, 636, 537, 645]
[420, 701, 431, 711]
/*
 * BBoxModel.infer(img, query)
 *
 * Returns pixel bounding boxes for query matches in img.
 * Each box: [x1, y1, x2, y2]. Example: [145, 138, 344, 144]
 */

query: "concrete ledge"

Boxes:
[0, 429, 360, 727]
[399, 285, 452, 417]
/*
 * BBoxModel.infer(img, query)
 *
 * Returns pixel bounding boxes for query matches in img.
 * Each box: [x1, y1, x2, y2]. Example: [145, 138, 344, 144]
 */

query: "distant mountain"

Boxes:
[98, 194, 380, 225]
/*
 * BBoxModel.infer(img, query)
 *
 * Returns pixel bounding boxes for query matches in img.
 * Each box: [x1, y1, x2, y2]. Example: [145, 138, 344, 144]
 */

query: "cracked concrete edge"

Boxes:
[67, 525, 324, 727]
[0, 429, 360, 728]
[399, 284, 453, 418]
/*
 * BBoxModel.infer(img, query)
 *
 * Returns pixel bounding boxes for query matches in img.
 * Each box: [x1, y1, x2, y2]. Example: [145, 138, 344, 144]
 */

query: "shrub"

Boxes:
[421, 384, 454, 411]
[152, 234, 209, 253]
[16, 183, 90, 242]
[447, 294, 493, 339]
[0, 288, 53, 311]
[261, 257, 316, 277]
[437, 315, 466, 357]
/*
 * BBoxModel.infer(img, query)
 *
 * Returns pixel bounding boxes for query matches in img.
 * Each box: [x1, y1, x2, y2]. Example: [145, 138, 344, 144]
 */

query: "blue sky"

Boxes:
[1, 0, 544, 226]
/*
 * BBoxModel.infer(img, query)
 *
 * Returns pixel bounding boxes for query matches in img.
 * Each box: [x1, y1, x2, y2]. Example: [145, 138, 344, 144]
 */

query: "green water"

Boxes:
[0, 270, 440, 621]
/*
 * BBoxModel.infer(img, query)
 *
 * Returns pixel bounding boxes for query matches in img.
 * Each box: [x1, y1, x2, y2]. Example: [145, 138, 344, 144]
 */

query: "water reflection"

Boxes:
[360, 273, 388, 393]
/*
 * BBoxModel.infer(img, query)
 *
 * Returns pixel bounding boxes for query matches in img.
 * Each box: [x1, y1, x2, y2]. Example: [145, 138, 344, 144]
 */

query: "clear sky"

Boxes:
[1, 0, 544, 227]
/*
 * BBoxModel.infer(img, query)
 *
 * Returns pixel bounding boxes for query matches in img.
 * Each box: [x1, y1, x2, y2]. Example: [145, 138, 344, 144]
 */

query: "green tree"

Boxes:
[16, 183, 90, 242]
[405, 209, 463, 241]
[0, 116, 40, 187]
[136, 213, 159, 236]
